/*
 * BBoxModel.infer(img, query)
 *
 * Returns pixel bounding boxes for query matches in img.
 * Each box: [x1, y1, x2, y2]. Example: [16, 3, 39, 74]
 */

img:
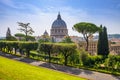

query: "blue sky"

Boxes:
[0, 0, 120, 37]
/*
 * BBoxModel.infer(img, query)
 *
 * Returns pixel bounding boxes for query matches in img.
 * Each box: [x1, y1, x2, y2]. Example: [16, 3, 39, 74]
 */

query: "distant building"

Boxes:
[50, 12, 68, 42]
[43, 30, 49, 36]
[110, 39, 120, 55]
[69, 36, 83, 43]
[110, 44, 120, 55]
[36, 30, 50, 41]
[77, 41, 120, 55]
[77, 41, 98, 55]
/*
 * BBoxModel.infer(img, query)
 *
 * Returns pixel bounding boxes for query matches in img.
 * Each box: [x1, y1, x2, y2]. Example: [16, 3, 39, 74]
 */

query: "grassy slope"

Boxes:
[0, 56, 86, 80]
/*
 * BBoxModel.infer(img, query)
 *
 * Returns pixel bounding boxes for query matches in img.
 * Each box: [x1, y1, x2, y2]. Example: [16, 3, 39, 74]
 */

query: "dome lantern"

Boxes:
[57, 12, 61, 20]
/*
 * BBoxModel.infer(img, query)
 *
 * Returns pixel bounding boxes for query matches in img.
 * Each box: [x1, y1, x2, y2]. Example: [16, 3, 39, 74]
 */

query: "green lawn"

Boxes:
[0, 56, 86, 80]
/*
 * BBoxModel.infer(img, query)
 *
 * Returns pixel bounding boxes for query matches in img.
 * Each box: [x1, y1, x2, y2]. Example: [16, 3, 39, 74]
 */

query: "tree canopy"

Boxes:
[14, 33, 25, 37]
[17, 22, 34, 41]
[73, 22, 100, 51]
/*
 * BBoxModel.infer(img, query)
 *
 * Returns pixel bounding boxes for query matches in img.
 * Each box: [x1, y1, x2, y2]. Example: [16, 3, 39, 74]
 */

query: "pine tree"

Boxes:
[17, 22, 34, 41]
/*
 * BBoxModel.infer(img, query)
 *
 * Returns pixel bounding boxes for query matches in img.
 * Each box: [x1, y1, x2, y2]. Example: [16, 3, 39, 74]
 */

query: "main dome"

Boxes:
[52, 13, 67, 28]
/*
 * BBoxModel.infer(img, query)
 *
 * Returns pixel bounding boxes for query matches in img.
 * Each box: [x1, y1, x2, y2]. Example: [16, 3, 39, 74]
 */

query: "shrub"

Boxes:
[79, 50, 90, 66]
[0, 41, 38, 57]
[39, 43, 53, 63]
[104, 55, 120, 71]
[18, 42, 38, 57]
[68, 50, 81, 66]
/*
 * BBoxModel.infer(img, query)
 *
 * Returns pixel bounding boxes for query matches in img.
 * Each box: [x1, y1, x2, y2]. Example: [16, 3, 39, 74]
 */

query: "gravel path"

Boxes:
[0, 52, 120, 80]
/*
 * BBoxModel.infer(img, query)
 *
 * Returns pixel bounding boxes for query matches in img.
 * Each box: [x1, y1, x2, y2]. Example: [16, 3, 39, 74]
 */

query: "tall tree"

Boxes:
[6, 27, 17, 41]
[73, 22, 100, 51]
[17, 22, 34, 41]
[97, 26, 109, 56]
[6, 27, 11, 40]
[97, 25, 103, 55]
[102, 26, 109, 55]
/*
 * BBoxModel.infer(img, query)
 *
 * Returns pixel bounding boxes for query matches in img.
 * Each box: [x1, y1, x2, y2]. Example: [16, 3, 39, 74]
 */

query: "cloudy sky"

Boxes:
[0, 0, 120, 37]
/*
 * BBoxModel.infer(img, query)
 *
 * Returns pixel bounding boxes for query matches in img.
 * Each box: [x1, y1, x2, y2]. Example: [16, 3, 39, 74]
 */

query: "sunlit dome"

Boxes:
[52, 12, 67, 28]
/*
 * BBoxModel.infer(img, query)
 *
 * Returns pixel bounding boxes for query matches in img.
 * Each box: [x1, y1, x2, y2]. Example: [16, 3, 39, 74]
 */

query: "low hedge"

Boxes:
[0, 41, 38, 57]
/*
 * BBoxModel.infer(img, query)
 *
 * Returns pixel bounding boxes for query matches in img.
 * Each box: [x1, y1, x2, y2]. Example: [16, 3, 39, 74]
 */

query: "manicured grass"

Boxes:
[0, 56, 86, 80]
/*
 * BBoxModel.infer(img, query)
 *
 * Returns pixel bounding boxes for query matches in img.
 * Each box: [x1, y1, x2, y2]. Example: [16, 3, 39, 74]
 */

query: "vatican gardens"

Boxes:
[0, 14, 120, 80]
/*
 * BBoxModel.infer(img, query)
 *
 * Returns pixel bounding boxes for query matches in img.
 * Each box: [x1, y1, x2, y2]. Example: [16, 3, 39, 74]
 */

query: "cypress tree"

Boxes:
[102, 26, 109, 55]
[97, 25, 103, 55]
[6, 27, 11, 40]
[97, 26, 109, 56]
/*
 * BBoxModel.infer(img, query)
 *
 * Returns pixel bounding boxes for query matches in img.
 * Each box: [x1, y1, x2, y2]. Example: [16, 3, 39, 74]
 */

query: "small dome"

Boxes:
[43, 30, 48, 35]
[52, 13, 67, 28]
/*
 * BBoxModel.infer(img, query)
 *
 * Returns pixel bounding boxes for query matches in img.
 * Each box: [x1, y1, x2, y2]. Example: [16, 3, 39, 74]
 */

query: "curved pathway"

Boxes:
[0, 52, 120, 80]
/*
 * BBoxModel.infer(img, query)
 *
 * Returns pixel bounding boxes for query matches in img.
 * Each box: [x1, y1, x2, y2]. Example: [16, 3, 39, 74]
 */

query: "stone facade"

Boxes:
[77, 41, 120, 55]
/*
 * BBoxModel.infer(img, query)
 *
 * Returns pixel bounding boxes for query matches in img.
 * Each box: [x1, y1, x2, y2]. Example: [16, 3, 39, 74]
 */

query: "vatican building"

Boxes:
[50, 13, 68, 42]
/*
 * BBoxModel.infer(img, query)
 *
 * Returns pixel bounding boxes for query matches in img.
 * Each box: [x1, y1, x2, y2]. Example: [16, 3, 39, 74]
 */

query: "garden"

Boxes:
[0, 41, 120, 76]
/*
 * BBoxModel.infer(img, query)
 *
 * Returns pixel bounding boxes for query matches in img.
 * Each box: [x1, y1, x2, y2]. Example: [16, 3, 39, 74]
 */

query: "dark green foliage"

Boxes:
[38, 38, 50, 43]
[97, 25, 109, 56]
[9, 36, 17, 41]
[97, 25, 103, 55]
[80, 50, 90, 66]
[105, 55, 120, 71]
[38, 43, 77, 65]
[39, 43, 53, 63]
[19, 42, 38, 57]
[102, 27, 109, 55]
[68, 50, 81, 66]
[14, 33, 25, 37]
[14, 33, 25, 41]
[15, 33, 35, 41]
[6, 27, 11, 40]
[27, 35, 35, 41]
[86, 56, 104, 67]
[0, 41, 38, 57]
[56, 44, 76, 65]
[6, 27, 17, 41]
[73, 22, 100, 51]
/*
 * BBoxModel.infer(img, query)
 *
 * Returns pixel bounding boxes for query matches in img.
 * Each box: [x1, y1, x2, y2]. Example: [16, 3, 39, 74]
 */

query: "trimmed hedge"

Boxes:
[38, 43, 77, 65]
[0, 41, 38, 57]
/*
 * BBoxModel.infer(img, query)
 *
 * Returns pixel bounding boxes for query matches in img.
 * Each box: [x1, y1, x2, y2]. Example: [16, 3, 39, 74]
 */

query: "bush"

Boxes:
[39, 43, 53, 63]
[68, 50, 81, 66]
[104, 55, 120, 71]
[0, 41, 38, 57]
[38, 43, 77, 65]
[18, 42, 38, 57]
[79, 50, 90, 66]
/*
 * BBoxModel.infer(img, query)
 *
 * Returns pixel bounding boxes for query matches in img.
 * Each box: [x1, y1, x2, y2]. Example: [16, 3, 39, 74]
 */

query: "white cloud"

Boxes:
[0, 0, 120, 37]
[0, 2, 91, 37]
